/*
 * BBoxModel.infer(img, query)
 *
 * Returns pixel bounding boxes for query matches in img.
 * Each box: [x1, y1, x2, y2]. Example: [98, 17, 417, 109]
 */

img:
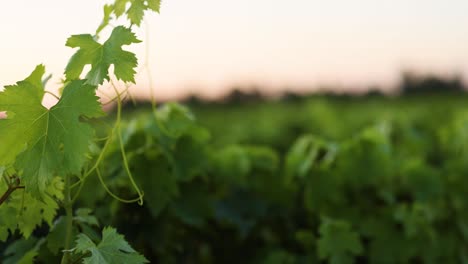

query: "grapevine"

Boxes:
[0, 1, 161, 263]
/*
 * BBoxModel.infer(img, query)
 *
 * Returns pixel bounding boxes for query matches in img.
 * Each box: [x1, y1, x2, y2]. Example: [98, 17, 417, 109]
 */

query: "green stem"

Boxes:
[61, 174, 74, 264]
[110, 81, 144, 205]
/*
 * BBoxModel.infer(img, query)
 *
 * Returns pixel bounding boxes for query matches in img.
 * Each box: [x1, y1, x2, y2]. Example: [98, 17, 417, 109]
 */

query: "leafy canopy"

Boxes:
[0, 65, 104, 197]
[65, 26, 141, 85]
[76, 227, 149, 264]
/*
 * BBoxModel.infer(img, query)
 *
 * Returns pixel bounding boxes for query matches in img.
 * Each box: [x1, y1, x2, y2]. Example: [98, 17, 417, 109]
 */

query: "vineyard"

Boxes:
[1, 0, 468, 263]
[111, 95, 468, 263]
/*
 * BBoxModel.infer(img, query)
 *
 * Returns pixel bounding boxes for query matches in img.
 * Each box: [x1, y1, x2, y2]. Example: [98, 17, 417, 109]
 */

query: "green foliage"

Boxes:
[81, 95, 468, 263]
[0, 176, 64, 240]
[76, 227, 148, 264]
[0, 0, 157, 263]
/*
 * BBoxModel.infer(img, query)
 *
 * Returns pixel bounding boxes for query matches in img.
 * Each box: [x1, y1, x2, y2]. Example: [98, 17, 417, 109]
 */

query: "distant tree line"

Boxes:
[205, 72, 467, 104]
[121, 72, 467, 108]
[400, 72, 465, 95]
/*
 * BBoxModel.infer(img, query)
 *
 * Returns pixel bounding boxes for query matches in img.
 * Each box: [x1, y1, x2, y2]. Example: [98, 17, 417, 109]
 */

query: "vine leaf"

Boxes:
[96, 4, 114, 35]
[65, 26, 141, 85]
[0, 177, 64, 241]
[74, 208, 100, 227]
[0, 65, 104, 197]
[75, 227, 149, 264]
[114, 0, 161, 26]
[47, 208, 99, 254]
[3, 237, 39, 264]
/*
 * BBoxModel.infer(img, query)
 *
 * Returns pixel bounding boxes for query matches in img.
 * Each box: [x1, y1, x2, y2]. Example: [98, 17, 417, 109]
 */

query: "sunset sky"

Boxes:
[1, 0, 467, 100]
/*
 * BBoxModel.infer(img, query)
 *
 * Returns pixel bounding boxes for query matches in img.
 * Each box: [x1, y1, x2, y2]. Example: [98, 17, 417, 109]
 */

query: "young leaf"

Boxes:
[75, 227, 149, 264]
[65, 26, 141, 85]
[96, 4, 114, 35]
[0, 66, 104, 197]
[47, 209, 99, 255]
[114, 0, 161, 26]
[147, 0, 161, 12]
[74, 208, 100, 227]
[127, 0, 145, 26]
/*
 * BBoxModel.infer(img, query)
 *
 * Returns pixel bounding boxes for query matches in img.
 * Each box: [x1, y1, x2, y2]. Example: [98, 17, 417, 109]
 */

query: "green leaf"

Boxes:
[0, 65, 46, 167]
[113, 0, 128, 17]
[285, 135, 320, 180]
[0, 177, 64, 239]
[285, 135, 337, 182]
[147, 0, 161, 12]
[153, 103, 199, 140]
[65, 26, 141, 85]
[96, 4, 114, 35]
[317, 218, 363, 264]
[3, 237, 39, 264]
[134, 155, 179, 217]
[127, 0, 145, 26]
[0, 67, 103, 197]
[75, 226, 149, 264]
[113, 0, 161, 26]
[75, 208, 100, 227]
[48, 209, 99, 255]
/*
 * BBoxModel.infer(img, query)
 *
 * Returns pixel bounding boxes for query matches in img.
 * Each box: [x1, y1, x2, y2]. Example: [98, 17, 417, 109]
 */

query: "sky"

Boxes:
[0, 0, 467, 100]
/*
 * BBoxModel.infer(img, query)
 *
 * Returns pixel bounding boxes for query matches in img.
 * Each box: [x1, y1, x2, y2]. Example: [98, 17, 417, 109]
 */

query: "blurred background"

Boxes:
[1, 0, 467, 100]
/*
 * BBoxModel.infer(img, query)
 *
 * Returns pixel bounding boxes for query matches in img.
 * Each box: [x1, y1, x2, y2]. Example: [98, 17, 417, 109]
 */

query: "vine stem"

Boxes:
[61, 174, 74, 264]
[0, 175, 24, 207]
[110, 80, 144, 205]
[0, 185, 24, 206]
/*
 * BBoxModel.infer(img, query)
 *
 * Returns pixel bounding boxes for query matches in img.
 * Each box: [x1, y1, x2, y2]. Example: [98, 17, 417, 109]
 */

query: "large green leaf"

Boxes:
[0, 66, 104, 197]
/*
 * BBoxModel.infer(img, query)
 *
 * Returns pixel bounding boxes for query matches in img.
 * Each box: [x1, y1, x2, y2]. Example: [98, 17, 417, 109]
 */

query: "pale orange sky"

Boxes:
[1, 0, 467, 100]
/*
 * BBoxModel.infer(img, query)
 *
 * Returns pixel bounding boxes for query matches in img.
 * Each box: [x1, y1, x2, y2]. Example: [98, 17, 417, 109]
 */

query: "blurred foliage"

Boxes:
[6, 93, 468, 263]
[91, 94, 468, 263]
